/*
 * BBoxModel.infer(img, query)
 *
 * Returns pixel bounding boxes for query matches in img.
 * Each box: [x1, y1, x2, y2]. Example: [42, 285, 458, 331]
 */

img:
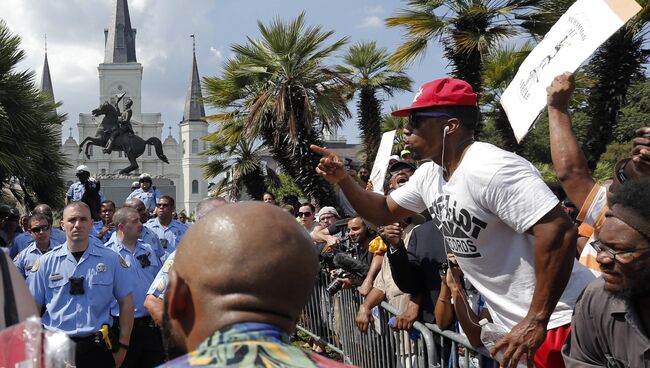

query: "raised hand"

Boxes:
[547, 72, 575, 111]
[310, 145, 348, 184]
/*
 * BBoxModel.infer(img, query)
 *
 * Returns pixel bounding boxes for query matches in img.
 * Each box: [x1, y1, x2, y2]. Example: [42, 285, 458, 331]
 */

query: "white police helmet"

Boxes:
[76, 165, 90, 174]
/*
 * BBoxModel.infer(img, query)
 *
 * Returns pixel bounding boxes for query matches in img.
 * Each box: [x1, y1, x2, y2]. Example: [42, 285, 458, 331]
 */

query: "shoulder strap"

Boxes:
[0, 252, 19, 326]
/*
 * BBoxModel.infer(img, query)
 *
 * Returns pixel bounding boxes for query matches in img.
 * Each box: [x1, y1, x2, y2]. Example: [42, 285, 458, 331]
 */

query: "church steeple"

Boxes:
[104, 0, 137, 63]
[183, 35, 205, 122]
[40, 40, 56, 113]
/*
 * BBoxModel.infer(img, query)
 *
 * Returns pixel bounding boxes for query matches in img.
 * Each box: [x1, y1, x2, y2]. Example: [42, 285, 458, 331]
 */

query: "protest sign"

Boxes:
[500, 0, 641, 142]
[370, 130, 396, 194]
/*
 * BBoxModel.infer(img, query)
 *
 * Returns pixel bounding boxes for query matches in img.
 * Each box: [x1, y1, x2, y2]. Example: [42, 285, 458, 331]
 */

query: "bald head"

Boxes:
[194, 196, 228, 221]
[167, 202, 318, 350]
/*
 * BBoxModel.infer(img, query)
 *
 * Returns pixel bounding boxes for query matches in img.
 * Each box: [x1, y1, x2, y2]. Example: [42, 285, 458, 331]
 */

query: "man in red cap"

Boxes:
[311, 78, 594, 367]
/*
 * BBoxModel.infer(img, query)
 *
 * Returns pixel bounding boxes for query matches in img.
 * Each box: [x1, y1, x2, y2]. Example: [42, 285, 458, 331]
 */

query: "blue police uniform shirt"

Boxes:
[28, 241, 134, 337]
[66, 181, 105, 202]
[13, 239, 57, 279]
[147, 250, 175, 298]
[107, 226, 166, 262]
[126, 188, 162, 212]
[11, 228, 66, 258]
[92, 221, 115, 244]
[106, 238, 162, 318]
[144, 218, 187, 254]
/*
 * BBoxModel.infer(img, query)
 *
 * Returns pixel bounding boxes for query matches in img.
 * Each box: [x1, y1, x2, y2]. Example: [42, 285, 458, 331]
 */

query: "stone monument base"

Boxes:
[96, 174, 176, 205]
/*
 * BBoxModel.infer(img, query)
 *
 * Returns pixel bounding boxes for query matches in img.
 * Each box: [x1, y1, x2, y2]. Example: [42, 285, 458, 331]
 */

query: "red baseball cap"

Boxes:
[391, 78, 477, 117]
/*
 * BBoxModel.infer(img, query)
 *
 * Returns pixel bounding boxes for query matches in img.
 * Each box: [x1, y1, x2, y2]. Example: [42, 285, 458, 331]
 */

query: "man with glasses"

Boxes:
[145, 196, 188, 254]
[13, 214, 61, 279]
[10, 204, 66, 258]
[563, 177, 650, 367]
[312, 77, 594, 367]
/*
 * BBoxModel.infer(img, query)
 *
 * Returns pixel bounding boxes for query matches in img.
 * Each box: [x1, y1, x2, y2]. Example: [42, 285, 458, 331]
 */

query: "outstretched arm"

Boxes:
[311, 145, 414, 225]
[547, 73, 596, 209]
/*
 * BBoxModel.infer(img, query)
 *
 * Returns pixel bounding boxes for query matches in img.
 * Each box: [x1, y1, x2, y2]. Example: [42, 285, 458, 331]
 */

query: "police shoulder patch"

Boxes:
[161, 259, 174, 273]
[118, 255, 128, 268]
[31, 258, 41, 272]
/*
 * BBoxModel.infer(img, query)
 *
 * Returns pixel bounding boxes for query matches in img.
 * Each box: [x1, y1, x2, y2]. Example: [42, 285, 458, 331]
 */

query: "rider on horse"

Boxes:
[104, 96, 135, 154]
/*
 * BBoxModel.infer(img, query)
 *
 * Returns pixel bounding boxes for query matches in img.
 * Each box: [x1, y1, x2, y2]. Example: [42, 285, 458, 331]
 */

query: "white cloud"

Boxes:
[360, 15, 382, 28]
[209, 46, 223, 63]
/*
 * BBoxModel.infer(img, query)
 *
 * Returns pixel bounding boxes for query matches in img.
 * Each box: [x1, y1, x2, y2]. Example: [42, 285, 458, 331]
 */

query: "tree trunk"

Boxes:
[358, 88, 383, 167]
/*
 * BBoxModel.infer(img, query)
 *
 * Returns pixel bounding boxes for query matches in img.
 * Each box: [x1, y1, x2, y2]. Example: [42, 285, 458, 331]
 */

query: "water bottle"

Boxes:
[479, 319, 527, 367]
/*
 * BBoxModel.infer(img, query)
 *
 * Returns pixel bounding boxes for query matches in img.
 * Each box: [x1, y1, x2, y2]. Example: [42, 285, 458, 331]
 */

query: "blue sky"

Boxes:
[0, 0, 449, 144]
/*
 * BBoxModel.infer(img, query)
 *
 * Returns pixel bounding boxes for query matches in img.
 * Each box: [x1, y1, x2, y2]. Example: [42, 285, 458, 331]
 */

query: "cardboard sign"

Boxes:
[370, 130, 396, 194]
[500, 0, 641, 142]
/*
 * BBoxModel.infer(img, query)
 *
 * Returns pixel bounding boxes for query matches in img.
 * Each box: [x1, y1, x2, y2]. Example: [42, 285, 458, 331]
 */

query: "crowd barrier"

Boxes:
[297, 270, 497, 368]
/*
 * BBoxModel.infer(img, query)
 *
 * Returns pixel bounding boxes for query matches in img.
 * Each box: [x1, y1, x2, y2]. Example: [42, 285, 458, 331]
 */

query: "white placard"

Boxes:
[370, 130, 396, 194]
[500, 0, 641, 142]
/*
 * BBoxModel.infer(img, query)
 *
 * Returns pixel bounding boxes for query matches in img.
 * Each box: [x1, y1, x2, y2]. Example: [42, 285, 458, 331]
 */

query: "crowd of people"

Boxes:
[0, 71, 649, 368]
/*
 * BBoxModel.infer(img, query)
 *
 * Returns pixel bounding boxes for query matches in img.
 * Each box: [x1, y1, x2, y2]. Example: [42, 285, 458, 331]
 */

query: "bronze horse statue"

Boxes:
[78, 101, 169, 175]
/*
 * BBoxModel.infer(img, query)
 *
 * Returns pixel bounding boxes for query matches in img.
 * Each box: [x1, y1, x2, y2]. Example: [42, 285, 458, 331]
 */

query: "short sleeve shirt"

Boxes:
[28, 241, 134, 337]
[126, 188, 162, 212]
[13, 240, 56, 280]
[390, 142, 594, 330]
[106, 238, 162, 318]
[144, 218, 188, 253]
[147, 250, 175, 298]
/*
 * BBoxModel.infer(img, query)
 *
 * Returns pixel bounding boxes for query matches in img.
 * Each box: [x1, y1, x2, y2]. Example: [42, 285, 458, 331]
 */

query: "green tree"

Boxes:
[203, 14, 350, 207]
[0, 20, 68, 208]
[386, 0, 540, 97]
[202, 122, 279, 201]
[615, 78, 650, 142]
[338, 41, 412, 166]
[381, 106, 409, 155]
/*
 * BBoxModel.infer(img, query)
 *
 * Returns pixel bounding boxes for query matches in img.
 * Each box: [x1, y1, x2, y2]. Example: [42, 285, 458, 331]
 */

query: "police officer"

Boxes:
[144, 196, 187, 254]
[10, 204, 66, 258]
[66, 165, 94, 204]
[107, 199, 167, 261]
[28, 202, 134, 368]
[126, 173, 162, 213]
[13, 213, 60, 279]
[106, 207, 164, 367]
[92, 200, 116, 243]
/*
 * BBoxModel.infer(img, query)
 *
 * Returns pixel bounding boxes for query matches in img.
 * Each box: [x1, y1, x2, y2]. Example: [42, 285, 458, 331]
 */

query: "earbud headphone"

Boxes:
[443, 125, 450, 136]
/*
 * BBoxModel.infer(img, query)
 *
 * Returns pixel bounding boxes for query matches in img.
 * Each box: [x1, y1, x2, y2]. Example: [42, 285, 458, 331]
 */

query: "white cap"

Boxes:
[76, 165, 90, 173]
[139, 173, 152, 180]
[389, 155, 400, 163]
[131, 181, 140, 188]
[317, 206, 340, 218]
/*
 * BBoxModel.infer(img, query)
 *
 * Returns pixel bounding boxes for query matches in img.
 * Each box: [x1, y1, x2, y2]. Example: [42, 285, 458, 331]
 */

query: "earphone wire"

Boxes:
[440, 125, 483, 330]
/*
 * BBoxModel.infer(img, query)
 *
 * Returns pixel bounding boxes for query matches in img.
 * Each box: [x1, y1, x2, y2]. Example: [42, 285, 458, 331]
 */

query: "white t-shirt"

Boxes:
[391, 142, 594, 330]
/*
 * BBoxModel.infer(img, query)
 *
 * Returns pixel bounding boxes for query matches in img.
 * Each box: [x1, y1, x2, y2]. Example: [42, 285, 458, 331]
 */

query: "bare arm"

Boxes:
[356, 287, 385, 333]
[434, 280, 454, 330]
[144, 294, 164, 326]
[547, 73, 596, 209]
[359, 253, 383, 297]
[114, 294, 134, 367]
[494, 204, 576, 366]
[447, 268, 484, 348]
[311, 145, 414, 225]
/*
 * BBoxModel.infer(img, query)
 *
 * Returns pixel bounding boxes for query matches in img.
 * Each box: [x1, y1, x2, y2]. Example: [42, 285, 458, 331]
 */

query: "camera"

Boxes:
[326, 269, 351, 295]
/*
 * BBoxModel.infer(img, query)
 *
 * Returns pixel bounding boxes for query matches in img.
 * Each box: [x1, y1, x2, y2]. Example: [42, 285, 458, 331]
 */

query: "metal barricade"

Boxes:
[297, 270, 497, 368]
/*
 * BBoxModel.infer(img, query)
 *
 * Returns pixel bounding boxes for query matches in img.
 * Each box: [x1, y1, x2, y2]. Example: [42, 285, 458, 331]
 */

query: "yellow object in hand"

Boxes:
[100, 324, 112, 350]
[368, 236, 387, 254]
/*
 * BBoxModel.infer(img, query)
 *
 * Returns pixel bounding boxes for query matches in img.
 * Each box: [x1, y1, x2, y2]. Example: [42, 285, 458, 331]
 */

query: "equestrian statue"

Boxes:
[78, 94, 169, 175]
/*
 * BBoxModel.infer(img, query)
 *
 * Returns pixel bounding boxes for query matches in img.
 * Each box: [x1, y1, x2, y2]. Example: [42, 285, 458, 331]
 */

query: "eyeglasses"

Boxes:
[408, 112, 454, 129]
[591, 239, 650, 262]
[156, 203, 170, 208]
[30, 225, 51, 233]
[298, 212, 313, 217]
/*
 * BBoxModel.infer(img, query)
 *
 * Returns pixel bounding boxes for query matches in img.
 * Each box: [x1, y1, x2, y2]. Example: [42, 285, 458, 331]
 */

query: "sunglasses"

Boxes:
[298, 212, 313, 217]
[156, 203, 170, 208]
[408, 112, 454, 129]
[30, 225, 51, 233]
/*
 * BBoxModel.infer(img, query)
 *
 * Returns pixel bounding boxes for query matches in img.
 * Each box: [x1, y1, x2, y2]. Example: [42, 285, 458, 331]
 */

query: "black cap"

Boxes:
[389, 161, 416, 174]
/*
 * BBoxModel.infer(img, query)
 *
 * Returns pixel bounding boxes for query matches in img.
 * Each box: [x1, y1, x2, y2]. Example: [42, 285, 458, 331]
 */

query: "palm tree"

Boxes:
[381, 106, 409, 155]
[386, 0, 540, 97]
[0, 20, 68, 208]
[203, 13, 351, 207]
[338, 41, 412, 166]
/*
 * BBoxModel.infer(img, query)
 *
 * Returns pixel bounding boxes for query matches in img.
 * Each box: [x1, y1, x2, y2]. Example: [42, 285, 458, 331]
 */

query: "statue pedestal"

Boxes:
[96, 174, 177, 204]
